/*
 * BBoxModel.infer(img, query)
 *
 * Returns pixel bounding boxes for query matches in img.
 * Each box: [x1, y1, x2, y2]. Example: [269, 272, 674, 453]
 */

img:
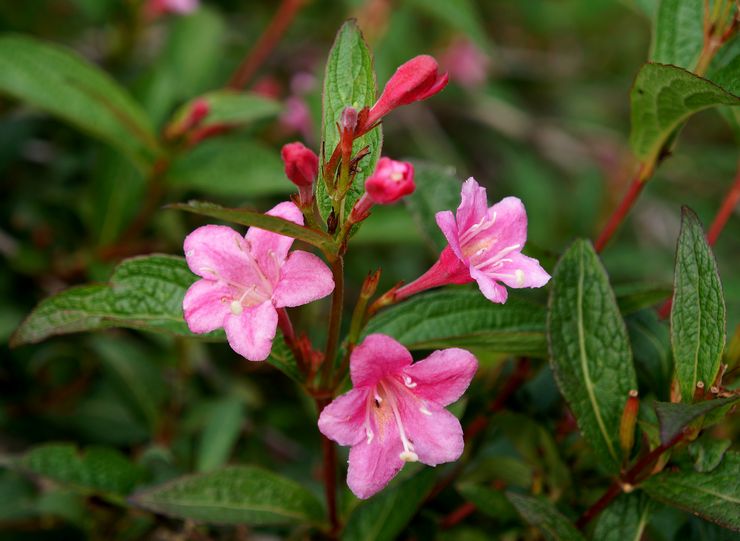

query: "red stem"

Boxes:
[440, 502, 477, 529]
[227, 0, 306, 90]
[316, 398, 340, 538]
[594, 173, 646, 253]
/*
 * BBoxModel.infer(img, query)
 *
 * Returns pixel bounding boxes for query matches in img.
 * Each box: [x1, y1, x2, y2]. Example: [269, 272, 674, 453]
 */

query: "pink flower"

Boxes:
[441, 38, 490, 89]
[148, 0, 199, 17]
[350, 158, 415, 222]
[182, 202, 334, 361]
[318, 334, 477, 499]
[395, 178, 550, 304]
[362, 55, 448, 131]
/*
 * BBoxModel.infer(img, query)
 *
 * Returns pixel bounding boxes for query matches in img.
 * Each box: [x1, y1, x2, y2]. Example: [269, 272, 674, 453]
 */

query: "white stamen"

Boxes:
[186, 250, 194, 257]
[366, 427, 374, 444]
[403, 375, 417, 388]
[459, 211, 498, 245]
[473, 243, 521, 271]
[399, 450, 419, 462]
[419, 405, 432, 416]
[515, 269, 525, 287]
[378, 381, 418, 463]
[230, 300, 243, 315]
[374, 391, 383, 404]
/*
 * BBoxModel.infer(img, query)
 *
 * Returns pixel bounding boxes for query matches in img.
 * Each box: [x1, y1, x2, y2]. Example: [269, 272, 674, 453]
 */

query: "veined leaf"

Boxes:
[689, 435, 732, 473]
[653, 396, 740, 445]
[317, 19, 382, 223]
[547, 239, 637, 473]
[641, 451, 740, 531]
[131, 466, 325, 526]
[593, 493, 651, 541]
[456, 484, 518, 522]
[169, 201, 334, 253]
[365, 288, 547, 356]
[671, 207, 726, 401]
[196, 396, 245, 473]
[507, 492, 586, 541]
[0, 35, 160, 169]
[650, 0, 703, 69]
[629, 63, 740, 165]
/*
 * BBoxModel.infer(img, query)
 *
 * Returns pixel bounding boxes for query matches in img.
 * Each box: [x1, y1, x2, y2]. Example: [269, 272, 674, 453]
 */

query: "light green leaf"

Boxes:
[653, 396, 740, 445]
[641, 451, 740, 531]
[343, 469, 435, 541]
[365, 289, 547, 356]
[169, 201, 334, 252]
[671, 207, 726, 401]
[196, 396, 245, 472]
[629, 63, 740, 165]
[547, 239, 637, 473]
[0, 34, 160, 169]
[317, 19, 382, 223]
[167, 91, 281, 135]
[167, 137, 292, 198]
[593, 493, 651, 541]
[506, 492, 586, 541]
[650, 0, 703, 69]
[19, 443, 143, 498]
[131, 466, 325, 526]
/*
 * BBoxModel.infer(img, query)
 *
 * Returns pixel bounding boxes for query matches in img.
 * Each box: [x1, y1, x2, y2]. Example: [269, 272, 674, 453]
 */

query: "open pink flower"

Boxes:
[318, 334, 477, 499]
[395, 178, 550, 304]
[182, 202, 334, 361]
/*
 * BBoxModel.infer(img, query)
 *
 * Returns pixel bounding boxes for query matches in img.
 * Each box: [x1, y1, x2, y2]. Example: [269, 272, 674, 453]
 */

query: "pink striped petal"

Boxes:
[470, 266, 508, 303]
[246, 202, 303, 276]
[347, 428, 404, 499]
[351, 334, 413, 388]
[182, 279, 232, 333]
[224, 300, 278, 361]
[184, 225, 258, 285]
[455, 178, 488, 231]
[402, 348, 478, 407]
[272, 250, 334, 308]
[318, 388, 369, 447]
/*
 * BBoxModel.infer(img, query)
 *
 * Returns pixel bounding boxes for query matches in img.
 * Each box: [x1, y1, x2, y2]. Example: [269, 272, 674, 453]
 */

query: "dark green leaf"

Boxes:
[615, 283, 672, 315]
[671, 207, 726, 401]
[593, 493, 651, 541]
[506, 492, 586, 541]
[641, 451, 740, 531]
[405, 0, 491, 52]
[626, 310, 673, 400]
[169, 201, 334, 252]
[653, 396, 740, 445]
[547, 239, 637, 473]
[343, 469, 435, 541]
[629, 63, 740, 165]
[0, 35, 160, 169]
[266, 333, 304, 383]
[689, 435, 732, 473]
[365, 289, 547, 356]
[317, 19, 382, 223]
[196, 396, 245, 472]
[167, 91, 281, 134]
[456, 484, 517, 522]
[167, 137, 291, 198]
[20, 444, 143, 498]
[131, 466, 325, 526]
[650, 0, 703, 69]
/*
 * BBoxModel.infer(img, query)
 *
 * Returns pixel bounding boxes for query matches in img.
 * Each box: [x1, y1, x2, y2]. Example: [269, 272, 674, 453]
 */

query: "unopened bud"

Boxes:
[340, 106, 358, 134]
[166, 98, 210, 140]
[281, 142, 319, 188]
[365, 158, 415, 204]
[693, 381, 706, 402]
[361, 269, 381, 299]
[619, 389, 639, 460]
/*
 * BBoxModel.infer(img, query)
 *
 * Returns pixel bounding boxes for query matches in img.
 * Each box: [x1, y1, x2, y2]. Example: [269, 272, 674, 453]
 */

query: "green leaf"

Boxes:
[629, 63, 740, 165]
[343, 469, 435, 541]
[167, 91, 281, 134]
[653, 396, 740, 445]
[167, 137, 292, 198]
[403, 161, 462, 252]
[365, 289, 547, 356]
[0, 34, 160, 169]
[11, 255, 199, 346]
[626, 310, 672, 400]
[169, 201, 334, 253]
[317, 19, 382, 223]
[641, 451, 740, 531]
[547, 239, 637, 473]
[196, 396, 245, 473]
[20, 443, 143, 498]
[593, 493, 651, 541]
[267, 333, 304, 383]
[405, 0, 491, 53]
[506, 492, 586, 541]
[456, 484, 517, 522]
[614, 283, 673, 315]
[650, 0, 703, 69]
[131, 466, 325, 526]
[689, 435, 732, 473]
[671, 207, 727, 401]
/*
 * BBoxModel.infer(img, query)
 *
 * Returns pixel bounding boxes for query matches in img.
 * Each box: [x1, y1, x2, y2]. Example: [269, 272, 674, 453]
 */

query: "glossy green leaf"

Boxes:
[629, 63, 740, 165]
[167, 137, 291, 198]
[167, 90, 281, 134]
[506, 492, 586, 541]
[317, 19, 382, 223]
[196, 396, 245, 472]
[0, 35, 160, 169]
[593, 493, 651, 541]
[671, 207, 726, 401]
[365, 289, 547, 356]
[689, 435, 732, 473]
[653, 396, 740, 445]
[650, 0, 703, 69]
[641, 452, 740, 531]
[456, 484, 517, 522]
[169, 201, 334, 252]
[343, 469, 435, 541]
[132, 466, 325, 526]
[20, 444, 143, 498]
[547, 239, 637, 473]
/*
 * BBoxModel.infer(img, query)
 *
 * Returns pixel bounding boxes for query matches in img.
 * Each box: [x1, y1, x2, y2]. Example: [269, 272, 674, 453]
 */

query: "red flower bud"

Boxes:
[366, 55, 448, 128]
[365, 158, 415, 204]
[281, 142, 319, 188]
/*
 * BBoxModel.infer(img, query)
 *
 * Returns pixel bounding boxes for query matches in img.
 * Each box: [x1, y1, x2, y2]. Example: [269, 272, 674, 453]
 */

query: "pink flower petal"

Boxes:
[469, 266, 508, 303]
[347, 430, 404, 499]
[318, 388, 369, 447]
[182, 279, 232, 334]
[487, 196, 528, 250]
[224, 300, 278, 361]
[400, 400, 464, 466]
[455, 178, 488, 231]
[492, 252, 551, 289]
[351, 334, 413, 388]
[435, 210, 464, 260]
[402, 348, 478, 407]
[184, 225, 259, 285]
[245, 202, 304, 278]
[272, 250, 334, 308]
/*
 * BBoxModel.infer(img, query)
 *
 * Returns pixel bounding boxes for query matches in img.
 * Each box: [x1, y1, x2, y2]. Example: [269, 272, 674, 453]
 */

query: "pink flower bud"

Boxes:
[340, 106, 358, 133]
[365, 55, 448, 128]
[281, 142, 319, 188]
[365, 158, 415, 204]
[148, 0, 199, 17]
